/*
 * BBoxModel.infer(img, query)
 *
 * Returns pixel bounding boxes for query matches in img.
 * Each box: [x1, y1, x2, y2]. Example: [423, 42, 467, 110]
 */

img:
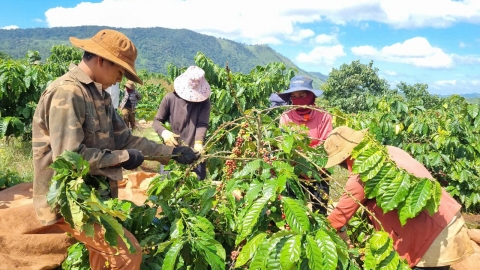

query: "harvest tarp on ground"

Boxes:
[0, 172, 157, 270]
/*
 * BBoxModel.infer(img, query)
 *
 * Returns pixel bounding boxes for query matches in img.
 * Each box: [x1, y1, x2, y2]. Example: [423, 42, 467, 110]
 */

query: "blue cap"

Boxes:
[277, 76, 323, 101]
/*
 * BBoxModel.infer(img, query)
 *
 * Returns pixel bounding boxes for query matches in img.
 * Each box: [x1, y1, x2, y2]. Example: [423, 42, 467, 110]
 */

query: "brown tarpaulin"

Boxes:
[0, 172, 158, 270]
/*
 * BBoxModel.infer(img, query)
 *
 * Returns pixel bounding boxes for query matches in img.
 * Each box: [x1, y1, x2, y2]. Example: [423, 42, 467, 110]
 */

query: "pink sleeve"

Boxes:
[327, 174, 367, 230]
[280, 113, 289, 125]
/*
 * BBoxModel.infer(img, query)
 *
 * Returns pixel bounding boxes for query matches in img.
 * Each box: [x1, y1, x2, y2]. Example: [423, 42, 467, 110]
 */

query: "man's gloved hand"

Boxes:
[194, 140, 204, 152]
[121, 149, 144, 170]
[172, 146, 200, 164]
[161, 130, 180, 147]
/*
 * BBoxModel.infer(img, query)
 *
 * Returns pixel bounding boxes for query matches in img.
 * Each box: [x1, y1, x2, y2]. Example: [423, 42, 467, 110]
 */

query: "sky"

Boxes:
[1, 0, 480, 95]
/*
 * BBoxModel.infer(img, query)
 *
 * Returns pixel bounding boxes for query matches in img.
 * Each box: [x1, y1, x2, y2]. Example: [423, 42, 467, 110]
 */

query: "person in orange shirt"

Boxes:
[324, 126, 473, 269]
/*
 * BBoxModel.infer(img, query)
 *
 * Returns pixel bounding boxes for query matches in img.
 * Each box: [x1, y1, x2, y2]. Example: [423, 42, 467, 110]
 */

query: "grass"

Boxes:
[328, 166, 350, 203]
[0, 137, 34, 183]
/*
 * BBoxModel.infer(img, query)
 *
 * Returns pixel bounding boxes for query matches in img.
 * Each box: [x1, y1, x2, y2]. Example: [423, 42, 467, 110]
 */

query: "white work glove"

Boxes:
[161, 130, 180, 147]
[194, 140, 204, 153]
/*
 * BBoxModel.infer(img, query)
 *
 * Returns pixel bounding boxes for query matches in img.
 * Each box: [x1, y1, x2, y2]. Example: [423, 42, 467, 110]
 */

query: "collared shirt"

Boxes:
[119, 89, 141, 111]
[327, 146, 463, 267]
[32, 64, 173, 226]
[280, 109, 332, 147]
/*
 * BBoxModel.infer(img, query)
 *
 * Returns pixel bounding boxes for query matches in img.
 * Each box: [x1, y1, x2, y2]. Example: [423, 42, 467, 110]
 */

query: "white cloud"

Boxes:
[351, 45, 377, 56]
[471, 80, 480, 86]
[1, 25, 19, 30]
[435, 79, 457, 86]
[288, 29, 315, 42]
[451, 54, 480, 65]
[459, 42, 466, 48]
[296, 45, 346, 66]
[33, 18, 43, 23]
[314, 34, 338, 45]
[430, 79, 480, 95]
[384, 70, 397, 76]
[352, 37, 454, 68]
[43, 0, 480, 45]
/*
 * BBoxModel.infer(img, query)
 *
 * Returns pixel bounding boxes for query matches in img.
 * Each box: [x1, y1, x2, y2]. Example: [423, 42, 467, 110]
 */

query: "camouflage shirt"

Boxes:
[32, 64, 173, 226]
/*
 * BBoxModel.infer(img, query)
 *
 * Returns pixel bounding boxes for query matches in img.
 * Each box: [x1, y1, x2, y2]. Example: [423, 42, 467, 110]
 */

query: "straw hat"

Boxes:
[69, 29, 143, 84]
[125, 80, 136, 90]
[324, 126, 368, 168]
[277, 75, 323, 102]
[174, 66, 211, 102]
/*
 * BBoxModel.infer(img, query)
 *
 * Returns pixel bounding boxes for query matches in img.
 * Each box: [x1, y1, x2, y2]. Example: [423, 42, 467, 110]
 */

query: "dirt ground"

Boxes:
[463, 213, 480, 229]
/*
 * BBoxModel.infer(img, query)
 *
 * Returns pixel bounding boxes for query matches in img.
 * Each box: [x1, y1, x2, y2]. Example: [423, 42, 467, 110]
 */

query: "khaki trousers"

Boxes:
[121, 108, 136, 129]
[57, 220, 142, 270]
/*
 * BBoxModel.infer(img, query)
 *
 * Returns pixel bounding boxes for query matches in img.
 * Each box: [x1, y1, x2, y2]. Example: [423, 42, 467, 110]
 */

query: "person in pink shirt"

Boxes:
[324, 126, 473, 269]
[277, 75, 333, 214]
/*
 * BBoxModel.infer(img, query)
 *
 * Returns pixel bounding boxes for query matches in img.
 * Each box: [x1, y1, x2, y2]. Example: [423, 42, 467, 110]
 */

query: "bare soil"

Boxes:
[463, 213, 480, 229]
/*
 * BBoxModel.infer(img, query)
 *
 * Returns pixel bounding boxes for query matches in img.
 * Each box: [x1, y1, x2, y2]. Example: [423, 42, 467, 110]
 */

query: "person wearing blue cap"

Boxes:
[278, 75, 333, 214]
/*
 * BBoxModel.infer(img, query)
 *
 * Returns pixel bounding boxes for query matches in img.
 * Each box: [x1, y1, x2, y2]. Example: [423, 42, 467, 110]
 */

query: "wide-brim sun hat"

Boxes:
[174, 66, 211, 102]
[69, 29, 143, 84]
[277, 75, 323, 102]
[125, 80, 136, 90]
[324, 126, 368, 168]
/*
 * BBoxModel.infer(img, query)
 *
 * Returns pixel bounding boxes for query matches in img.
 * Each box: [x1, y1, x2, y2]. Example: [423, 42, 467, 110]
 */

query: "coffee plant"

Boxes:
[1, 45, 478, 268]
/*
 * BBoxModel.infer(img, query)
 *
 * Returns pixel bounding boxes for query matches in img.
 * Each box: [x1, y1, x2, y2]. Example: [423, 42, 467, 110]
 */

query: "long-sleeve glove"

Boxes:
[194, 140, 204, 152]
[121, 149, 145, 170]
[172, 146, 200, 164]
[161, 130, 180, 147]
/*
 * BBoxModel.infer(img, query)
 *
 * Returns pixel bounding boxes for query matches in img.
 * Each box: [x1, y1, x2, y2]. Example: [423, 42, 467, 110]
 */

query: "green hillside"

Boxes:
[0, 26, 326, 85]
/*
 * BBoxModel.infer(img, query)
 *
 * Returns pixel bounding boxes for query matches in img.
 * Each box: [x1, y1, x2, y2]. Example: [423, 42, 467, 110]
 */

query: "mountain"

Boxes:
[459, 93, 480, 99]
[309, 72, 329, 82]
[0, 26, 327, 85]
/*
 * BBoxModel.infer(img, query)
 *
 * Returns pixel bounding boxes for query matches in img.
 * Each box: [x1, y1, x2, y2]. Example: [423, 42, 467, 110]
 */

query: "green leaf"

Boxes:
[234, 159, 265, 178]
[377, 250, 400, 270]
[315, 230, 338, 270]
[235, 233, 268, 267]
[281, 135, 294, 154]
[467, 104, 479, 119]
[323, 229, 349, 270]
[70, 202, 84, 228]
[98, 214, 135, 253]
[196, 238, 226, 270]
[378, 172, 411, 212]
[364, 164, 395, 199]
[162, 240, 184, 270]
[400, 179, 433, 225]
[83, 223, 94, 238]
[190, 216, 215, 237]
[249, 233, 287, 270]
[237, 194, 271, 244]
[266, 235, 289, 270]
[369, 231, 389, 252]
[154, 239, 173, 254]
[425, 181, 442, 216]
[305, 235, 323, 270]
[353, 149, 383, 175]
[279, 234, 302, 270]
[244, 182, 263, 205]
[170, 219, 184, 239]
[281, 197, 310, 234]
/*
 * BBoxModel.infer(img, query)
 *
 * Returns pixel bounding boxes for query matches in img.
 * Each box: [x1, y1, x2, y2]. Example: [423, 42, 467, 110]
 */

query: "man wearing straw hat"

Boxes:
[32, 29, 200, 269]
[119, 80, 142, 130]
[324, 126, 472, 269]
